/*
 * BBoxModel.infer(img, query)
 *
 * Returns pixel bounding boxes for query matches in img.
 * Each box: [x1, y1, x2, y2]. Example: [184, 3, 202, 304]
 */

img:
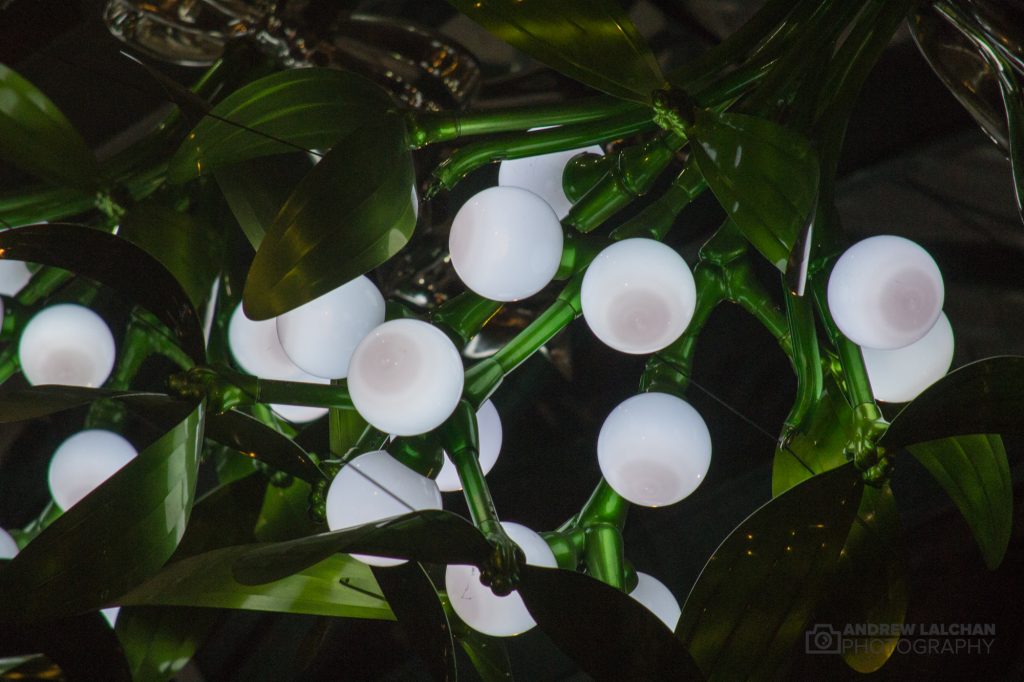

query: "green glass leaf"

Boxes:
[168, 68, 395, 184]
[446, 0, 665, 103]
[0, 64, 98, 190]
[0, 612, 131, 680]
[0, 401, 205, 621]
[0, 386, 171, 424]
[243, 115, 416, 319]
[173, 471, 268, 560]
[906, 434, 1012, 569]
[882, 356, 1024, 449]
[0, 223, 206, 366]
[119, 200, 223, 310]
[689, 110, 820, 270]
[115, 606, 218, 682]
[214, 156, 309, 250]
[233, 510, 491, 585]
[373, 563, 457, 682]
[254, 478, 319, 542]
[205, 409, 327, 483]
[677, 462, 863, 679]
[452, 622, 513, 682]
[518, 566, 703, 681]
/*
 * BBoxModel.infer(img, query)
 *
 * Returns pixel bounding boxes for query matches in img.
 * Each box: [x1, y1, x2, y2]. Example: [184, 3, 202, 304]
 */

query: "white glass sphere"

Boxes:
[449, 186, 563, 301]
[581, 239, 696, 354]
[347, 319, 464, 436]
[629, 571, 681, 631]
[597, 392, 711, 507]
[19, 304, 116, 387]
[827, 235, 944, 350]
[276, 276, 385, 379]
[446, 521, 557, 637]
[498, 143, 604, 218]
[325, 449, 443, 567]
[435, 400, 503, 492]
[101, 607, 120, 627]
[0, 528, 18, 559]
[863, 311, 954, 403]
[228, 303, 329, 423]
[0, 259, 33, 296]
[48, 430, 137, 510]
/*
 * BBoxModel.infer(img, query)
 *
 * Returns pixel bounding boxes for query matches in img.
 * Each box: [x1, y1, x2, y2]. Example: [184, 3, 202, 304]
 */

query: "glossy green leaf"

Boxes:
[0, 386, 170, 424]
[689, 110, 820, 270]
[115, 606, 218, 682]
[214, 157, 308, 250]
[882, 356, 1024, 449]
[172, 471, 268, 561]
[0, 612, 130, 680]
[677, 462, 862, 679]
[243, 115, 416, 319]
[119, 200, 223, 309]
[0, 64, 98, 190]
[254, 478, 319, 542]
[907, 434, 1012, 569]
[446, 0, 665, 103]
[0, 401, 205, 622]
[519, 566, 703, 681]
[205, 409, 327, 484]
[233, 510, 491, 585]
[373, 563, 457, 682]
[0, 223, 206, 365]
[168, 68, 395, 184]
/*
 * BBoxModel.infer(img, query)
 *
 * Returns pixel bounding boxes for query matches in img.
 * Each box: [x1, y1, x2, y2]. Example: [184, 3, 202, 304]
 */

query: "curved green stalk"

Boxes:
[781, 288, 822, 431]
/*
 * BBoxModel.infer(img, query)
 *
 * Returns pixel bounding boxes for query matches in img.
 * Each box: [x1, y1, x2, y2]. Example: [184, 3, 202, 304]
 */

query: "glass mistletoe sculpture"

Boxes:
[0, 0, 1022, 679]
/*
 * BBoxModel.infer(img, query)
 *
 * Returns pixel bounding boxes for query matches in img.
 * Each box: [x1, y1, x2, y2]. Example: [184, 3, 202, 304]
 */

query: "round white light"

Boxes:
[227, 303, 329, 423]
[347, 319, 464, 436]
[449, 186, 563, 302]
[101, 607, 120, 627]
[435, 400, 503, 492]
[597, 392, 711, 507]
[862, 311, 954, 403]
[827, 235, 944, 350]
[0, 528, 18, 559]
[325, 449, 443, 567]
[629, 571, 681, 631]
[581, 239, 696, 354]
[48, 430, 137, 510]
[445, 521, 557, 637]
[276, 276, 386, 379]
[499, 143, 604, 218]
[19, 304, 116, 387]
[0, 259, 33, 296]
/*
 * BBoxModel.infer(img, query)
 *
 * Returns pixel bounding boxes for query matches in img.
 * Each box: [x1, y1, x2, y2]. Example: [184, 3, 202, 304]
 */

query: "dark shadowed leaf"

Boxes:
[0, 386, 171, 423]
[254, 478, 319, 542]
[0, 223, 206, 365]
[518, 566, 702, 681]
[906, 434, 1012, 569]
[115, 606, 218, 682]
[0, 612, 130, 681]
[677, 462, 862, 678]
[454, 625, 513, 682]
[243, 114, 416, 319]
[214, 156, 310, 250]
[0, 64, 98, 190]
[205, 409, 327, 483]
[445, 0, 665, 103]
[168, 68, 395, 184]
[689, 110, 820, 270]
[882, 356, 1024, 449]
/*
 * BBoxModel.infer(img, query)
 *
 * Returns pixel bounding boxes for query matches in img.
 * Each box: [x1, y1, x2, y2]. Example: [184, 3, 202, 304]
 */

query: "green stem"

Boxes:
[782, 287, 822, 430]
[608, 160, 707, 241]
[254, 378, 354, 410]
[431, 292, 503, 347]
[810, 274, 875, 410]
[440, 401, 503, 537]
[584, 523, 626, 590]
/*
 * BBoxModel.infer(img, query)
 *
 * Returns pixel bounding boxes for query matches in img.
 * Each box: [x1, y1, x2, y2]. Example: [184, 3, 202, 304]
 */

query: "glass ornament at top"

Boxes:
[628, 571, 681, 632]
[18, 304, 116, 388]
[48, 430, 138, 511]
[581, 238, 697, 355]
[597, 392, 712, 507]
[827, 235, 945, 350]
[445, 521, 558, 637]
[435, 400, 503, 493]
[324, 449, 443, 567]
[863, 311, 955, 403]
[498, 139, 605, 219]
[448, 186, 564, 302]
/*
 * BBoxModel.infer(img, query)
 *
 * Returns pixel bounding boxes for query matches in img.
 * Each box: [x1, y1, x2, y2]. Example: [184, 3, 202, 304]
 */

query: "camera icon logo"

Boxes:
[805, 624, 842, 654]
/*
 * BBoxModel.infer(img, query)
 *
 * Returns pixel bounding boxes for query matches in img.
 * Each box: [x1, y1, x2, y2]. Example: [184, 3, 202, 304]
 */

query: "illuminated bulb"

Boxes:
[827, 235, 944, 349]
[435, 400, 503, 492]
[597, 392, 711, 507]
[325, 449, 443, 567]
[449, 186, 563, 301]
[0, 528, 18, 559]
[348, 319, 464, 436]
[581, 239, 696, 354]
[629, 571, 681, 631]
[445, 522, 557, 637]
[276, 276, 385, 379]
[48, 430, 137, 510]
[498, 143, 604, 218]
[227, 303, 329, 423]
[19, 304, 116, 387]
[0, 259, 33, 296]
[863, 311, 954, 402]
